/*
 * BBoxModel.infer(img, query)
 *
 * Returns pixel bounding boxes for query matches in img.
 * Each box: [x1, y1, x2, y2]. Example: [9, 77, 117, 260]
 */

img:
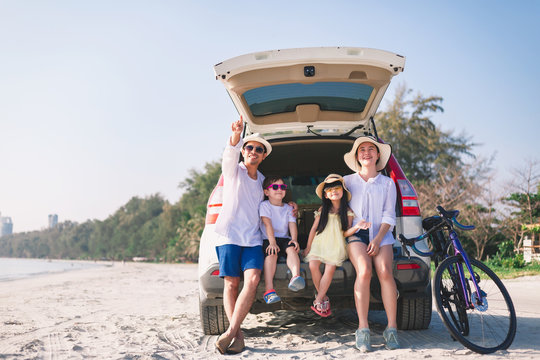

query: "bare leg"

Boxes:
[223, 276, 240, 323]
[309, 260, 322, 293]
[373, 245, 398, 328]
[219, 269, 261, 346]
[314, 264, 336, 303]
[285, 247, 301, 277]
[263, 254, 278, 292]
[348, 242, 372, 329]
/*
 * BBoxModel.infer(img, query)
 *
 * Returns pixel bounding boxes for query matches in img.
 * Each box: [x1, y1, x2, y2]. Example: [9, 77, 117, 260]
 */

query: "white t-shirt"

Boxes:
[344, 172, 397, 246]
[259, 201, 296, 239]
[215, 139, 265, 247]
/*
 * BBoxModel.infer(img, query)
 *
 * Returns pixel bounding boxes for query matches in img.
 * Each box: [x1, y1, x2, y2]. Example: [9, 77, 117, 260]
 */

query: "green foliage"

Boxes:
[485, 240, 526, 269]
[0, 161, 221, 262]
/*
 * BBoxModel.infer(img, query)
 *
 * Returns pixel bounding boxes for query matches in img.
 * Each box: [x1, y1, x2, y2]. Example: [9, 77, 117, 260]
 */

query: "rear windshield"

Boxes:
[243, 82, 374, 116]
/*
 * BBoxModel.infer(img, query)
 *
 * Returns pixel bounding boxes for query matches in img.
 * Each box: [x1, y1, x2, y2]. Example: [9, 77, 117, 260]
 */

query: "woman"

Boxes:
[343, 135, 400, 352]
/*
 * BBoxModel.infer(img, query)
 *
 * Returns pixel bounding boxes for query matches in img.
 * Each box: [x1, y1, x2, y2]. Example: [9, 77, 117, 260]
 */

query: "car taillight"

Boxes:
[205, 175, 224, 224]
[397, 179, 421, 216]
[211, 270, 220, 276]
[397, 263, 421, 270]
[387, 155, 421, 216]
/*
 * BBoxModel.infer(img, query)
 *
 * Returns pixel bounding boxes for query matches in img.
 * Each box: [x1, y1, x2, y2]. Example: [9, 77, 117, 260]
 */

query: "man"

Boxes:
[214, 118, 272, 354]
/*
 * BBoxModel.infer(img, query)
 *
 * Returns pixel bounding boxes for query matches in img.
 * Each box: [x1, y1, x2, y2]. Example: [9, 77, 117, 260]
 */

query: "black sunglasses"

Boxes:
[266, 184, 287, 190]
[244, 144, 265, 154]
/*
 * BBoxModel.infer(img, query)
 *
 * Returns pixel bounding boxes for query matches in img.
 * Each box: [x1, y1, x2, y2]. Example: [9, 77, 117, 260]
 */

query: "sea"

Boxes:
[0, 257, 107, 282]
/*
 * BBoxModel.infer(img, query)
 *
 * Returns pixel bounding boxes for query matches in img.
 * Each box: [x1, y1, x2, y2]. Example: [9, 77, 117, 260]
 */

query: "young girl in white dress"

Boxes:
[304, 174, 370, 317]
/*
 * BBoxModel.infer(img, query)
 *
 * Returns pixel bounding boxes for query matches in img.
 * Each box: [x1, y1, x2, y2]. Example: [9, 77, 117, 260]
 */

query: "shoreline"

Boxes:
[0, 262, 538, 359]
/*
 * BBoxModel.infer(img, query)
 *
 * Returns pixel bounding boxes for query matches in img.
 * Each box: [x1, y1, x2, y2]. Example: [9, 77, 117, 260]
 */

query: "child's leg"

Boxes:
[373, 245, 398, 329]
[309, 260, 322, 293]
[314, 264, 336, 303]
[263, 254, 278, 292]
[348, 242, 372, 329]
[285, 247, 301, 277]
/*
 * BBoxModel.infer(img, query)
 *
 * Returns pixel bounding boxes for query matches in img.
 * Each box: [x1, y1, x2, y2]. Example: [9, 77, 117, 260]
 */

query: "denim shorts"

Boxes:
[346, 228, 370, 245]
[215, 244, 264, 278]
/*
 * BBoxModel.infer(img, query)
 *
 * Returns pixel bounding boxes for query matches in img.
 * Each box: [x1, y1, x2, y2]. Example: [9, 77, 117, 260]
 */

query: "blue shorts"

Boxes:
[215, 244, 264, 278]
[346, 229, 370, 245]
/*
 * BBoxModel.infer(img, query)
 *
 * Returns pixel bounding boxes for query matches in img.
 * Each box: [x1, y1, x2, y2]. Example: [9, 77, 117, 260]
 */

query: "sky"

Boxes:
[0, 0, 538, 233]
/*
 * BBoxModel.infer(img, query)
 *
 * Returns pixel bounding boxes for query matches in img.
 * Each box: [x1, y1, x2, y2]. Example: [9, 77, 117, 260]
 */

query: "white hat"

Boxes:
[343, 136, 392, 172]
[315, 174, 352, 201]
[243, 133, 272, 156]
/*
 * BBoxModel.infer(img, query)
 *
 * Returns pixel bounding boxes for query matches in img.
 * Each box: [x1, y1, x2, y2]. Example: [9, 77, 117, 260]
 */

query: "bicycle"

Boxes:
[399, 206, 517, 354]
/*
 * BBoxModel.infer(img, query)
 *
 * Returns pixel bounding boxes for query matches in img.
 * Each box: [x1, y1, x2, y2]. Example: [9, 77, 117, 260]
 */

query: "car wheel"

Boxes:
[397, 293, 432, 330]
[200, 300, 230, 335]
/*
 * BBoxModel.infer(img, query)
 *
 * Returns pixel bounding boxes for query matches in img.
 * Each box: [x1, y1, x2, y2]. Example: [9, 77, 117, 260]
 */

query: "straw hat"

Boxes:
[243, 133, 272, 156]
[343, 136, 392, 172]
[315, 174, 352, 201]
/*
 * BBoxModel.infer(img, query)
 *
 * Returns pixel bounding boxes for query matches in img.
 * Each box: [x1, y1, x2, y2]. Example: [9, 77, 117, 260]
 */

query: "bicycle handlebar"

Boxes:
[398, 205, 475, 258]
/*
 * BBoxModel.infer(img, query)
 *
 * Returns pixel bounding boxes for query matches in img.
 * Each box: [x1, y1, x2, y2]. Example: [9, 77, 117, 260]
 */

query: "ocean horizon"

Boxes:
[0, 257, 109, 282]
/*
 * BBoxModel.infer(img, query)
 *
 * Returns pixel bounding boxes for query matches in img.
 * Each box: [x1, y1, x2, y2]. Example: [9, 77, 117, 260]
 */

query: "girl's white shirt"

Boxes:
[344, 172, 397, 246]
[259, 201, 295, 239]
[215, 139, 265, 247]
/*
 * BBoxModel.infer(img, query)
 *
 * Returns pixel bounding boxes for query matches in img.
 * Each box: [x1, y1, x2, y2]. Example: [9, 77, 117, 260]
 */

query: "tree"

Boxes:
[178, 161, 222, 218]
[376, 84, 475, 183]
[416, 158, 499, 259]
[502, 159, 540, 249]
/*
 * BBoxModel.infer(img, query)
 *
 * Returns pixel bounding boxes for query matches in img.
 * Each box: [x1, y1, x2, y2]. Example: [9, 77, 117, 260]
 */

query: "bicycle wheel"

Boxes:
[433, 256, 517, 354]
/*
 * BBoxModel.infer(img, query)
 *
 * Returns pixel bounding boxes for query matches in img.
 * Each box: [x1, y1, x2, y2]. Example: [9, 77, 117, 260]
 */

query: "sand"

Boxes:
[0, 262, 539, 359]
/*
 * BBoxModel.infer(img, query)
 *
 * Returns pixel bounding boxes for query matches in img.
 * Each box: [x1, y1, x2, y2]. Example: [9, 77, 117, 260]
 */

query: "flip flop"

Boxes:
[322, 298, 332, 317]
[263, 289, 281, 304]
[311, 300, 330, 317]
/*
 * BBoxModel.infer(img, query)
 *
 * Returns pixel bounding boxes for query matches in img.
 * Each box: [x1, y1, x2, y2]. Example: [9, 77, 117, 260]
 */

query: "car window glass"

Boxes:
[243, 82, 374, 116]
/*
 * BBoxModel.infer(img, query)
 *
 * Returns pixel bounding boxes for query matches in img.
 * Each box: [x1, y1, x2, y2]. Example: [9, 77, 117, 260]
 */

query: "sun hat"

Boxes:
[242, 133, 272, 156]
[315, 174, 352, 201]
[343, 135, 392, 172]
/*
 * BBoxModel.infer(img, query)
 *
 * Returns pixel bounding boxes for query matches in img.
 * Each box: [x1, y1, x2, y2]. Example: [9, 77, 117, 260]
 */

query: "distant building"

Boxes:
[48, 214, 58, 229]
[0, 212, 13, 237]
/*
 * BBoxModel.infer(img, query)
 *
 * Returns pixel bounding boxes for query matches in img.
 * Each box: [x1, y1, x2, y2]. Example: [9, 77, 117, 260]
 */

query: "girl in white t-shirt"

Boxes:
[260, 176, 305, 305]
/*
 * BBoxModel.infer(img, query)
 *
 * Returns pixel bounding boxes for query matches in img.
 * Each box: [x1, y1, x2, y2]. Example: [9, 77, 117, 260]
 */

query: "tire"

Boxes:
[397, 292, 432, 330]
[433, 256, 517, 354]
[199, 300, 229, 335]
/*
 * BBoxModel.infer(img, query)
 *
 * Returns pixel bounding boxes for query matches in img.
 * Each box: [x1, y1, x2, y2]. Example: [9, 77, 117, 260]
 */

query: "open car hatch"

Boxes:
[214, 47, 405, 137]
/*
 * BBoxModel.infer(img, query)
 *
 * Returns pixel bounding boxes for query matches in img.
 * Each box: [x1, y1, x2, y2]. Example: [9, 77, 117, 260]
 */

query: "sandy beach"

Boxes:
[1, 262, 539, 359]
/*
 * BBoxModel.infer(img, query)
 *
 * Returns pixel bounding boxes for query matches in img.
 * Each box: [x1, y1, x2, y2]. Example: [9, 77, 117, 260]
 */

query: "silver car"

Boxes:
[199, 47, 432, 335]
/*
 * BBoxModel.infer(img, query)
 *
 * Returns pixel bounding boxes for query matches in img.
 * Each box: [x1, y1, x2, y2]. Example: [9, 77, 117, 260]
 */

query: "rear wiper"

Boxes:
[306, 125, 322, 136]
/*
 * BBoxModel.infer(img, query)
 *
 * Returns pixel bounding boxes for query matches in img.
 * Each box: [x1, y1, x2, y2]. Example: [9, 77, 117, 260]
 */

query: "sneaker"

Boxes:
[383, 327, 400, 350]
[263, 290, 281, 304]
[355, 328, 372, 352]
[288, 276, 306, 291]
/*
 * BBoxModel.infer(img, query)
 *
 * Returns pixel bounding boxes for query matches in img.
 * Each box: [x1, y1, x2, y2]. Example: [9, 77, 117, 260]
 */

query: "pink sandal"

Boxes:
[311, 300, 330, 317]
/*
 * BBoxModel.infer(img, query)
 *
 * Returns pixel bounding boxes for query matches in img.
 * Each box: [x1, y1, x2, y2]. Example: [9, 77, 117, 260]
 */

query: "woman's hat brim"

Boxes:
[343, 136, 391, 172]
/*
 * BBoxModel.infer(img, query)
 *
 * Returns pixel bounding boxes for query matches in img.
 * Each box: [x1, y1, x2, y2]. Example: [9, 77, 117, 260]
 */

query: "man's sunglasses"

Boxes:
[266, 184, 287, 191]
[244, 144, 265, 154]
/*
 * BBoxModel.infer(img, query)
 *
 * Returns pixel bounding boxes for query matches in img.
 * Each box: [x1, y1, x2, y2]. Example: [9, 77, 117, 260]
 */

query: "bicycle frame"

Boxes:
[448, 230, 484, 309]
[400, 211, 484, 309]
